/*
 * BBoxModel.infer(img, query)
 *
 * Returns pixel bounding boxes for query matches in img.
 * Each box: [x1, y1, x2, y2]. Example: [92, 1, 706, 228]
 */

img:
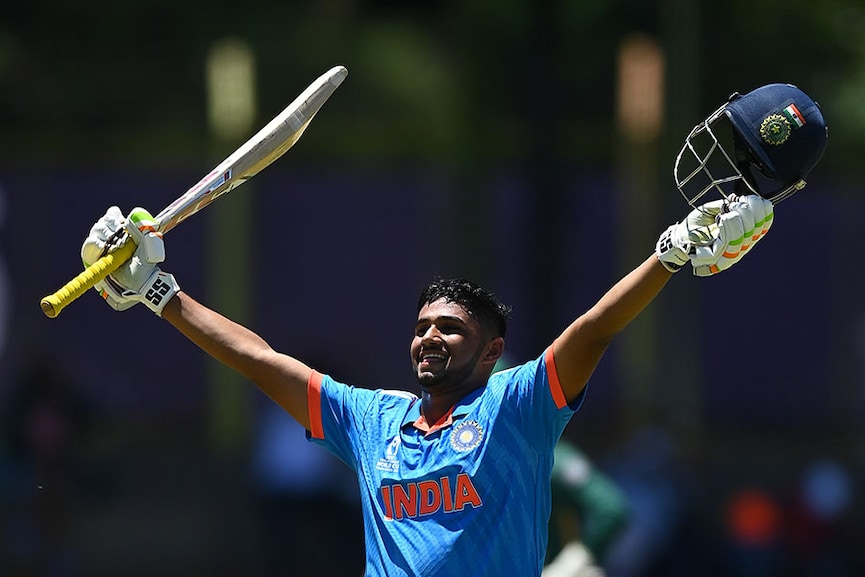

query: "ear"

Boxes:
[482, 337, 505, 366]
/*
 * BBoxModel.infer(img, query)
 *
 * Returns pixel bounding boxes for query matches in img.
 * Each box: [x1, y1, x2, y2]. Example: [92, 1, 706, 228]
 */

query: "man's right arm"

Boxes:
[161, 291, 314, 429]
[162, 291, 312, 429]
[82, 206, 315, 429]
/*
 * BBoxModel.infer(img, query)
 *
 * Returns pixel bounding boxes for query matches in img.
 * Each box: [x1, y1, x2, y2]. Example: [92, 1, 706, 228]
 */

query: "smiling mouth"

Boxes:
[418, 350, 448, 369]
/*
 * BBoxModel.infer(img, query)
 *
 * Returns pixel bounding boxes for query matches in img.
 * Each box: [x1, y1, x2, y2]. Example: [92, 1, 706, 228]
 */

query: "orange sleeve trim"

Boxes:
[545, 344, 568, 410]
[307, 370, 325, 439]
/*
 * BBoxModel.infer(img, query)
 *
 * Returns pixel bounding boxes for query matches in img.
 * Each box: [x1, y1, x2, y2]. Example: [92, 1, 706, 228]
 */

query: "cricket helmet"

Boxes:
[674, 83, 828, 206]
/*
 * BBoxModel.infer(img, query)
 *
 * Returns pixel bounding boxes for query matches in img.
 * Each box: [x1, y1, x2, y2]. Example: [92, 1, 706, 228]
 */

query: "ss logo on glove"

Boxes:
[146, 277, 173, 306]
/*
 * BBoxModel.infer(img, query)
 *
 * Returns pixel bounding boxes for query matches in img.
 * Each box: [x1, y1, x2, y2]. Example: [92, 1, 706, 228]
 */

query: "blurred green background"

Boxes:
[1, 1, 865, 576]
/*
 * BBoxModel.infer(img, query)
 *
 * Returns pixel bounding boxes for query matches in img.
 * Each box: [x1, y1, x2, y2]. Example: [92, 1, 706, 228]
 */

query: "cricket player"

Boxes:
[80, 83, 826, 576]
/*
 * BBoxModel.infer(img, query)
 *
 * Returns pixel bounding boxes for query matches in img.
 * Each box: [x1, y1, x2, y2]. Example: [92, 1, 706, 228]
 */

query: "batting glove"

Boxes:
[656, 195, 773, 276]
[656, 199, 726, 273]
[690, 194, 773, 276]
[81, 206, 180, 316]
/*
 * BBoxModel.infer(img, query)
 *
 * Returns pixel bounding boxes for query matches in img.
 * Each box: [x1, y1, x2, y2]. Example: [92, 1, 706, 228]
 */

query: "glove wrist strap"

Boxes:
[140, 271, 180, 316]
[655, 224, 688, 273]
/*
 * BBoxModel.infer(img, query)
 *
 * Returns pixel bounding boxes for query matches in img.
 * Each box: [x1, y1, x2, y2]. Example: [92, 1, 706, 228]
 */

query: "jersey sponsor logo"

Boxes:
[376, 435, 401, 472]
[450, 420, 484, 452]
[381, 473, 483, 520]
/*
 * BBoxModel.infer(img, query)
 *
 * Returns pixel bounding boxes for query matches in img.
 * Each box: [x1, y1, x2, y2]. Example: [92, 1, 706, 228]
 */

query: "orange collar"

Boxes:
[412, 405, 456, 435]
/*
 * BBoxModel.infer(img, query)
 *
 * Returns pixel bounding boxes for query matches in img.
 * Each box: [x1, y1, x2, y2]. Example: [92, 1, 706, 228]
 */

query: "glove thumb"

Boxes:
[126, 207, 165, 264]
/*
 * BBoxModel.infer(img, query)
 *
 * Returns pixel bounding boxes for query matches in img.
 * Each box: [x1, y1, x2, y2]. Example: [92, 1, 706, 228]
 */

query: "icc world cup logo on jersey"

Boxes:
[450, 420, 484, 452]
[376, 435, 401, 472]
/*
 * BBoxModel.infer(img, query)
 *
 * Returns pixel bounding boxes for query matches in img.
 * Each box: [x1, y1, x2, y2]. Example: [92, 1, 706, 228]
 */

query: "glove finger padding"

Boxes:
[691, 210, 745, 276]
[733, 194, 774, 249]
[691, 194, 774, 277]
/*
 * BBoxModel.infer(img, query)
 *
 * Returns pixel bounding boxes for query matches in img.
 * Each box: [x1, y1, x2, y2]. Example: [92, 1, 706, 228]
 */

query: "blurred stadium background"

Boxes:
[2, 1, 865, 575]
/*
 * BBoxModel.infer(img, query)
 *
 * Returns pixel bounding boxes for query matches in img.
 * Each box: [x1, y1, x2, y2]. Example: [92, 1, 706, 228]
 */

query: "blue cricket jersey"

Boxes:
[307, 346, 582, 576]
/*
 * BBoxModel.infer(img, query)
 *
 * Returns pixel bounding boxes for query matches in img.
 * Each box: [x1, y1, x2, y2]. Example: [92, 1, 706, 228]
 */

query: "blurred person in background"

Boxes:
[784, 458, 860, 577]
[0, 361, 98, 577]
[543, 439, 630, 577]
[598, 426, 698, 577]
[720, 460, 861, 577]
[250, 392, 363, 577]
[721, 486, 785, 577]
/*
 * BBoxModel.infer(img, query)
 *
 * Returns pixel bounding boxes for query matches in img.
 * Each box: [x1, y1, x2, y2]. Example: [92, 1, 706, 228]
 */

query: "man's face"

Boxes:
[411, 298, 489, 391]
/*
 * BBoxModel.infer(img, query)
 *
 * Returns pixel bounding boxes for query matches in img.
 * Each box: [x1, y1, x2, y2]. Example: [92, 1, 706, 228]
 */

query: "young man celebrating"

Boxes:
[79, 83, 826, 576]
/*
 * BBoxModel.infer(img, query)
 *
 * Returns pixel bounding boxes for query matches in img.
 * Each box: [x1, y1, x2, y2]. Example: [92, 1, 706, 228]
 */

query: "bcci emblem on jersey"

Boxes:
[450, 420, 484, 452]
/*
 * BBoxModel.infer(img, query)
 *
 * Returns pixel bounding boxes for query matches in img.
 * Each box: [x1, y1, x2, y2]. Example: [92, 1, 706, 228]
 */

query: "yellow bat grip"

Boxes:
[40, 240, 138, 318]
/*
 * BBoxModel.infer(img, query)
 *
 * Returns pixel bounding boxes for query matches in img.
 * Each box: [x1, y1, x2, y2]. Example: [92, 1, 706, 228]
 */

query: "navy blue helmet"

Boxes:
[675, 83, 828, 205]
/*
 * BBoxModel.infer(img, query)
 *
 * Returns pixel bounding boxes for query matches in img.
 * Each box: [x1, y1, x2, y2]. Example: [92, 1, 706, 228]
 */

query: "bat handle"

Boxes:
[40, 240, 137, 318]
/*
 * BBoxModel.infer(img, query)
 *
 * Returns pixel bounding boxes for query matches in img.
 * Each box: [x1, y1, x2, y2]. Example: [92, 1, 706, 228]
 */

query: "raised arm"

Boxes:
[81, 206, 314, 429]
[553, 255, 671, 403]
[161, 292, 313, 428]
[553, 194, 774, 403]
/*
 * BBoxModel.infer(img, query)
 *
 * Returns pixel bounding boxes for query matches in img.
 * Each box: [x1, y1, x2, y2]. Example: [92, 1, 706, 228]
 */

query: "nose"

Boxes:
[420, 324, 442, 343]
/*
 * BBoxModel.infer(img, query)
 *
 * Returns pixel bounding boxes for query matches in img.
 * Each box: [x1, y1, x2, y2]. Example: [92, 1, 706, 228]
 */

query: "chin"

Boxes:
[417, 372, 445, 389]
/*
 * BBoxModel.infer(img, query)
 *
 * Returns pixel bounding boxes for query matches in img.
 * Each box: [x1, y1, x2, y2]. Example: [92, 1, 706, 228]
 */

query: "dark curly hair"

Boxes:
[417, 278, 512, 338]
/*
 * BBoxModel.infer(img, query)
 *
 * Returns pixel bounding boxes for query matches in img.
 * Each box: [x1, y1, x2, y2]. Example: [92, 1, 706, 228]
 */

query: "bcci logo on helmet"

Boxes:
[759, 114, 791, 146]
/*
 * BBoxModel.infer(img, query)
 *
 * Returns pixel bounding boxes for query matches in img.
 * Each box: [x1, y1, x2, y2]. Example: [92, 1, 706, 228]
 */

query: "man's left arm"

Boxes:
[551, 195, 773, 404]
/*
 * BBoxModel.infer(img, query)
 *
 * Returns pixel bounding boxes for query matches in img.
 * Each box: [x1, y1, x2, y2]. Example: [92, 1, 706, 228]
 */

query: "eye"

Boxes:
[438, 322, 463, 335]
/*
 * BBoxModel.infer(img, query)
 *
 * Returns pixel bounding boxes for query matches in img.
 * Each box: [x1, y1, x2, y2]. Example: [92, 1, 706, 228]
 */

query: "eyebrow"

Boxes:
[415, 314, 467, 327]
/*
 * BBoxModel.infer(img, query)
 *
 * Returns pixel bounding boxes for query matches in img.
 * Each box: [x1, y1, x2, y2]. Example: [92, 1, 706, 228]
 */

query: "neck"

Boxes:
[420, 381, 485, 425]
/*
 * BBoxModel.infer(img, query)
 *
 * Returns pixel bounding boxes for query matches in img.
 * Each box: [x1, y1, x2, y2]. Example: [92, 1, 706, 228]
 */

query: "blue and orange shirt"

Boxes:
[307, 347, 582, 577]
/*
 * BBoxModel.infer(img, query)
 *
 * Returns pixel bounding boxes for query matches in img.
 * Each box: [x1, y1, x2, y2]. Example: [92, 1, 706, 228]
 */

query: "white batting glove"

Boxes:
[656, 195, 773, 276]
[656, 199, 727, 273]
[690, 194, 774, 276]
[81, 206, 180, 316]
[542, 542, 605, 577]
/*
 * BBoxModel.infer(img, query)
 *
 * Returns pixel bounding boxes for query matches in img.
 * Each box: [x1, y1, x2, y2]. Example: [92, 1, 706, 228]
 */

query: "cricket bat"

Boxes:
[41, 65, 348, 319]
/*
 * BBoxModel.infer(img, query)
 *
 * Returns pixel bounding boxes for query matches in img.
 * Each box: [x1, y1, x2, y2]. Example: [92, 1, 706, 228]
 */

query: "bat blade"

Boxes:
[40, 65, 348, 319]
[156, 65, 347, 234]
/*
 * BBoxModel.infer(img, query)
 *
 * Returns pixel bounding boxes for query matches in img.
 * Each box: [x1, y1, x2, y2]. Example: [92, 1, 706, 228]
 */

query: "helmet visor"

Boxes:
[674, 102, 757, 207]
